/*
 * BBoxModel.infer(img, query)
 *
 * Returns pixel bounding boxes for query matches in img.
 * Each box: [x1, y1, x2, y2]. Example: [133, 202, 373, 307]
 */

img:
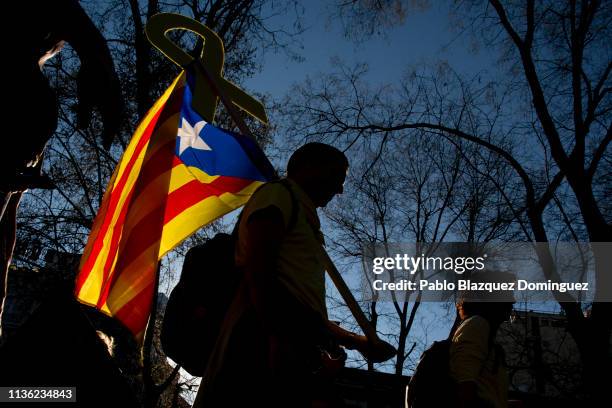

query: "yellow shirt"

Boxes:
[450, 315, 509, 408]
[235, 178, 327, 318]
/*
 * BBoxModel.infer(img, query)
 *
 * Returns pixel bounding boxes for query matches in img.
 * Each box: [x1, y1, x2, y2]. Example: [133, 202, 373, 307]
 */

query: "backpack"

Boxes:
[406, 339, 456, 408]
[160, 179, 298, 376]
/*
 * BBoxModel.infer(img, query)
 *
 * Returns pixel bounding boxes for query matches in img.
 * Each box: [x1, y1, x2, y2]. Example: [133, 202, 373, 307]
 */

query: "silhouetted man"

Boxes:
[195, 143, 380, 407]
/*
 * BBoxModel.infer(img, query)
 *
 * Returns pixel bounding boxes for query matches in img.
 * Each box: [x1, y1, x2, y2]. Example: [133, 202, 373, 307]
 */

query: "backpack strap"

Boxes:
[231, 179, 300, 238]
[277, 178, 299, 232]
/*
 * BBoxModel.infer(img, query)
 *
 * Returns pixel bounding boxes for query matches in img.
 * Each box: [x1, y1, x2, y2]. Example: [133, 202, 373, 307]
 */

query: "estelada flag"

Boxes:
[75, 70, 275, 341]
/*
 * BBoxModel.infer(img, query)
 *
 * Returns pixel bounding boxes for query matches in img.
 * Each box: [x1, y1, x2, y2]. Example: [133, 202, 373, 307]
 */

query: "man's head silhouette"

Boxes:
[287, 143, 349, 208]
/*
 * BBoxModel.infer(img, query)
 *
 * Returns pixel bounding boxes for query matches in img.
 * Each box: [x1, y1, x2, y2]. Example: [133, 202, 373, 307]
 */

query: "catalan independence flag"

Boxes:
[75, 70, 274, 341]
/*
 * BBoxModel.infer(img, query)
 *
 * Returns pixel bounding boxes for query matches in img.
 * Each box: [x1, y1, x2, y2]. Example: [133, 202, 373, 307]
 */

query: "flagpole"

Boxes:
[187, 60, 259, 144]
[188, 59, 383, 348]
[142, 261, 161, 408]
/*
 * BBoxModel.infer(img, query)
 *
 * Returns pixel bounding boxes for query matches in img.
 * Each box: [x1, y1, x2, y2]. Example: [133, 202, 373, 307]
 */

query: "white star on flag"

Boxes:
[177, 118, 212, 155]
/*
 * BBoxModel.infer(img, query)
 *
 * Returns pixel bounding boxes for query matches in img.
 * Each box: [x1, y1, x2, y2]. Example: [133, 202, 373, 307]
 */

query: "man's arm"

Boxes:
[244, 204, 396, 365]
[243, 206, 285, 332]
[243, 205, 293, 371]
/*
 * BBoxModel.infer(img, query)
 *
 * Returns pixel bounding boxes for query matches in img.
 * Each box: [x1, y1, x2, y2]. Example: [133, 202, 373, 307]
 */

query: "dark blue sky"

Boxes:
[244, 0, 498, 99]
[156, 1, 566, 382]
[239, 2, 565, 370]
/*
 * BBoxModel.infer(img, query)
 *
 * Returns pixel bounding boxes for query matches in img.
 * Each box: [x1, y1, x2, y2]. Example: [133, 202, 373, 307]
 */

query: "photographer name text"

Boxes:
[372, 279, 589, 293]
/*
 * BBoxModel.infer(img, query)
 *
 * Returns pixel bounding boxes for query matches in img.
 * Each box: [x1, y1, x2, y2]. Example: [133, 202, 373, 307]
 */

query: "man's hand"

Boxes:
[327, 321, 396, 363]
[361, 337, 397, 363]
[349, 335, 397, 363]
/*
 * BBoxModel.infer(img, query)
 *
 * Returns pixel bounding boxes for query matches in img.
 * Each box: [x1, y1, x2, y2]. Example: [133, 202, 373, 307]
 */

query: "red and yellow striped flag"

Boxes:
[75, 70, 274, 341]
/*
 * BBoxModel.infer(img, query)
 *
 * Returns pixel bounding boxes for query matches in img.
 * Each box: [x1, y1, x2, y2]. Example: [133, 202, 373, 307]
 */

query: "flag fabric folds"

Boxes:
[75, 70, 274, 341]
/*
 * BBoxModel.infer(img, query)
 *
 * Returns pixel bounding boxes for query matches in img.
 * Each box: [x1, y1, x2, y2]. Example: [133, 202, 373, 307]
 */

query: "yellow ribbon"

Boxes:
[145, 13, 268, 125]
